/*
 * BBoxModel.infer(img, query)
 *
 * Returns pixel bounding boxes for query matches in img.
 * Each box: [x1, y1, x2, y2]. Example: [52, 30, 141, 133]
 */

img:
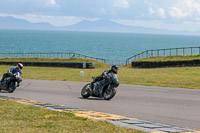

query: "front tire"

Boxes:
[7, 81, 16, 93]
[103, 87, 116, 100]
[81, 84, 90, 98]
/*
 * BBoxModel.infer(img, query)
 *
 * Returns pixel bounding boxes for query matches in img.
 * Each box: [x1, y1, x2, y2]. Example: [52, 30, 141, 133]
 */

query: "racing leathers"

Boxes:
[91, 69, 112, 90]
[1, 67, 22, 86]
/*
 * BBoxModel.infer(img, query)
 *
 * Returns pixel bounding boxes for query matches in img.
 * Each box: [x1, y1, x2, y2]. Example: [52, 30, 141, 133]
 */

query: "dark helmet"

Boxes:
[17, 63, 23, 70]
[111, 65, 118, 74]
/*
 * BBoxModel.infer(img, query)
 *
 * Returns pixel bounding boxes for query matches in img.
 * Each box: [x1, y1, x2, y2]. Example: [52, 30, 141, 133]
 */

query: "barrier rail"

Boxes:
[0, 52, 125, 65]
[0, 52, 106, 62]
[126, 46, 200, 65]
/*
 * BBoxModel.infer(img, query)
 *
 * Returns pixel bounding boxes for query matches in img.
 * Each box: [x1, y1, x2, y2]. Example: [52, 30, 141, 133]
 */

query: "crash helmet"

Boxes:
[17, 63, 23, 70]
[111, 65, 118, 74]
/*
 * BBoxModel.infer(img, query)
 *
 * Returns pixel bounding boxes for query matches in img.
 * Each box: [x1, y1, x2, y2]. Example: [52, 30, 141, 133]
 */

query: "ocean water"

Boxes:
[0, 29, 200, 64]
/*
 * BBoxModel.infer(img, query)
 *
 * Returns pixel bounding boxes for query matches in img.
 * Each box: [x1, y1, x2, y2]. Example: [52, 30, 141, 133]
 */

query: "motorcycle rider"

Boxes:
[1, 63, 23, 87]
[91, 65, 119, 90]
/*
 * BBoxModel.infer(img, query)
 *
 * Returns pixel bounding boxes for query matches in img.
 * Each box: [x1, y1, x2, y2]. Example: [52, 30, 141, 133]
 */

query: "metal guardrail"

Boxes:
[3, 46, 198, 66]
[126, 46, 200, 65]
[0, 52, 106, 62]
[0, 52, 125, 65]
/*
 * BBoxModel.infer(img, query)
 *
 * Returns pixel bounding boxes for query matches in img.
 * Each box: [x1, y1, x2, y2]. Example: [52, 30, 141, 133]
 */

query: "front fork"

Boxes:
[100, 84, 113, 97]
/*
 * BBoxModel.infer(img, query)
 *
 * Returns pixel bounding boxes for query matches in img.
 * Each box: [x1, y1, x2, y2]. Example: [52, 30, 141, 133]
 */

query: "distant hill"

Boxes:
[0, 16, 55, 30]
[0, 16, 200, 35]
[59, 19, 171, 34]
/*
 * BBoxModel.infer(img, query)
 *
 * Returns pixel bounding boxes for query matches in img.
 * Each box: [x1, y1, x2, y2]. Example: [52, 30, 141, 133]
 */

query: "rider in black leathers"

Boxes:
[1, 63, 23, 87]
[91, 65, 118, 90]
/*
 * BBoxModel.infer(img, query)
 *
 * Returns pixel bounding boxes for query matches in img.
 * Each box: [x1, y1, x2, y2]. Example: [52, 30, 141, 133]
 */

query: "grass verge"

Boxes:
[0, 65, 200, 89]
[0, 57, 109, 68]
[0, 98, 144, 133]
[0, 57, 200, 89]
[134, 54, 200, 62]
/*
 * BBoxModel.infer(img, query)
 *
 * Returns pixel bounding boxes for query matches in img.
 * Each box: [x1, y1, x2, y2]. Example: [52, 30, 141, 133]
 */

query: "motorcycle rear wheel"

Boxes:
[81, 84, 90, 98]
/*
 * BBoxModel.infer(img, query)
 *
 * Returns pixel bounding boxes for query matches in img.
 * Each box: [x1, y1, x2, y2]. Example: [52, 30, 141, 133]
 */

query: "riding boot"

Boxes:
[1, 77, 5, 84]
[17, 82, 20, 87]
[90, 82, 95, 90]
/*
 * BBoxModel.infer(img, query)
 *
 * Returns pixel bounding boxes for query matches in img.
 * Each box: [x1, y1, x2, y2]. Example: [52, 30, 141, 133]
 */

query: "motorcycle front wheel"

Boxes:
[7, 81, 16, 93]
[103, 87, 116, 100]
[81, 83, 90, 98]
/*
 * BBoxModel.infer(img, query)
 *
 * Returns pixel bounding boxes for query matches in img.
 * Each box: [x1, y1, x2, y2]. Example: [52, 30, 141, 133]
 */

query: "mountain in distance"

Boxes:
[0, 16, 200, 35]
[61, 19, 200, 35]
[60, 19, 172, 34]
[0, 16, 54, 30]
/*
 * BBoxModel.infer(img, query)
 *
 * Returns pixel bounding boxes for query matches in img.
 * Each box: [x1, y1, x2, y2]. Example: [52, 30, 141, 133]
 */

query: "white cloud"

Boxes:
[148, 7, 155, 14]
[148, 7, 166, 19]
[169, 0, 200, 19]
[46, 0, 56, 6]
[113, 0, 130, 8]
[145, 1, 166, 19]
[169, 7, 188, 19]
[158, 8, 166, 19]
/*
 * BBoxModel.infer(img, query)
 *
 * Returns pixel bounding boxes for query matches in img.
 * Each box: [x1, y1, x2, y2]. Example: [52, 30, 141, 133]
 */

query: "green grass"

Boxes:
[134, 54, 200, 62]
[0, 57, 198, 132]
[0, 57, 147, 132]
[0, 57, 200, 89]
[0, 64, 200, 89]
[119, 66, 200, 89]
[0, 57, 109, 68]
[0, 98, 144, 133]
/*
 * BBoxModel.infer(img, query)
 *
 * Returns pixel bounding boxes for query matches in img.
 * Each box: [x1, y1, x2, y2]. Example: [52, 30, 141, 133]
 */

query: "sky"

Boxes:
[1, 0, 200, 31]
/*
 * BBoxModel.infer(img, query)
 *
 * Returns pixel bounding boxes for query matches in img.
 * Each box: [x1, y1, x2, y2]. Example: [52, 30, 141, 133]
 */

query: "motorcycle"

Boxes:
[81, 72, 119, 100]
[0, 72, 22, 93]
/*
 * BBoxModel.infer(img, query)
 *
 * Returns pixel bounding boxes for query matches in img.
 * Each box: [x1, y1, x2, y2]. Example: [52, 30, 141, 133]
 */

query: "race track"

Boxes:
[0, 79, 200, 130]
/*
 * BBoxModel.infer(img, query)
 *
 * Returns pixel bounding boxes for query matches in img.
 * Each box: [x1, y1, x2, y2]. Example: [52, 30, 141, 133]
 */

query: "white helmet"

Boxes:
[17, 63, 23, 70]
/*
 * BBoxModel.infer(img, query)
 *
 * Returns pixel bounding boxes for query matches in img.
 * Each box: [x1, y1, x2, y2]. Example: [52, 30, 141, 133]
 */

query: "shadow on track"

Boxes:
[0, 91, 10, 93]
[78, 97, 105, 101]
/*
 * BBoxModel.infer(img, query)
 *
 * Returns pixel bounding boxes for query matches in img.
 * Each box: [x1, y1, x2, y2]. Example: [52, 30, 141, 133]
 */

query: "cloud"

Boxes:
[158, 8, 166, 19]
[145, 1, 166, 19]
[149, 7, 155, 14]
[46, 0, 57, 6]
[148, 7, 166, 19]
[169, 0, 200, 19]
[113, 0, 130, 8]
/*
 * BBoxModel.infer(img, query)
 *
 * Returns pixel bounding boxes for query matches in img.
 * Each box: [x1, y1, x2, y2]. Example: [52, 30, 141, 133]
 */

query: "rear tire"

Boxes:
[81, 84, 90, 98]
[103, 87, 116, 100]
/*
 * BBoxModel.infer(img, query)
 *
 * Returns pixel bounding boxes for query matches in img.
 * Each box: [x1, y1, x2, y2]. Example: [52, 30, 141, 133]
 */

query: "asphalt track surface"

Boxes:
[0, 79, 200, 130]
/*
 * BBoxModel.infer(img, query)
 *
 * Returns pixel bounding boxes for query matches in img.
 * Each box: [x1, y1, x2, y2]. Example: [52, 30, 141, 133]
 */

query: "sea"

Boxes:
[0, 29, 200, 65]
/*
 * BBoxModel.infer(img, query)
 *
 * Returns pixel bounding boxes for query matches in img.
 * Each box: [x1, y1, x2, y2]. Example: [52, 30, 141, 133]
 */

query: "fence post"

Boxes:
[199, 47, 200, 55]
[191, 47, 193, 55]
[146, 51, 148, 58]
[163, 49, 165, 56]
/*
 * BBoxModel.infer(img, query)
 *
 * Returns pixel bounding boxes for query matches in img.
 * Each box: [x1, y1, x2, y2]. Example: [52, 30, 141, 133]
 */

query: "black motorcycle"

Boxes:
[0, 72, 22, 93]
[81, 73, 119, 100]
